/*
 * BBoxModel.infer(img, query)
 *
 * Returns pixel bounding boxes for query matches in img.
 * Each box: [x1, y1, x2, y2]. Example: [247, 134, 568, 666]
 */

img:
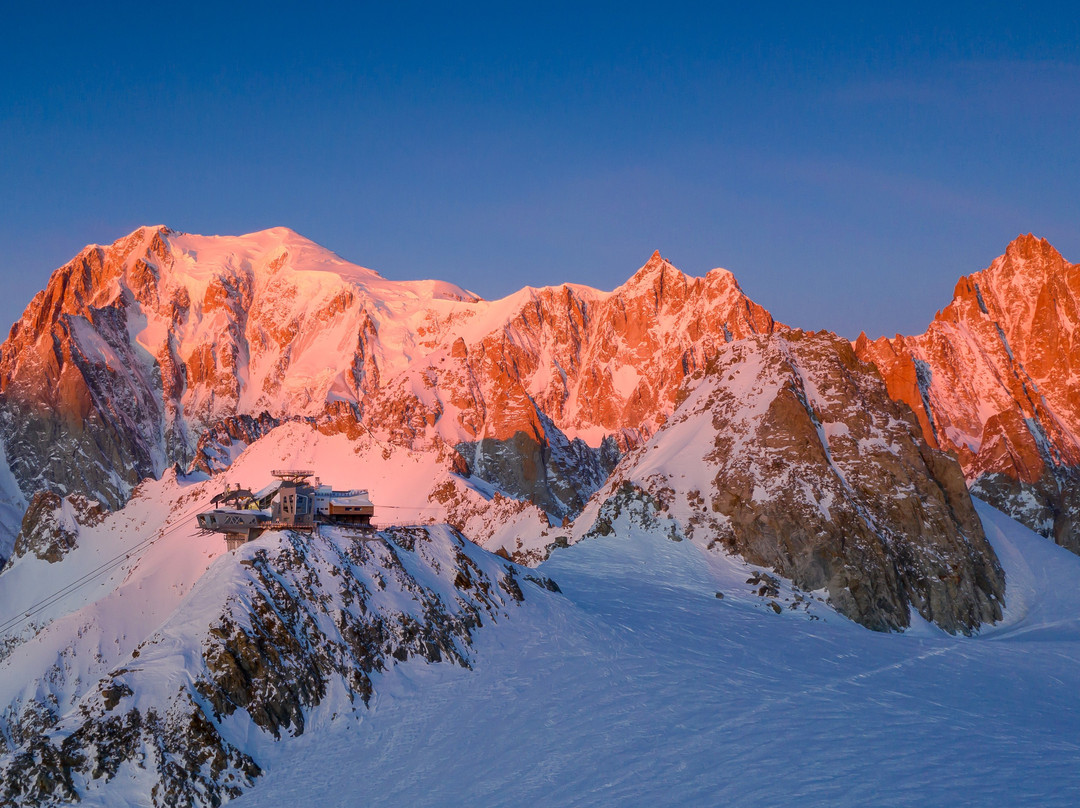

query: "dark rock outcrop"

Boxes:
[10, 491, 105, 564]
[585, 331, 1005, 634]
[457, 414, 620, 519]
[190, 411, 283, 475]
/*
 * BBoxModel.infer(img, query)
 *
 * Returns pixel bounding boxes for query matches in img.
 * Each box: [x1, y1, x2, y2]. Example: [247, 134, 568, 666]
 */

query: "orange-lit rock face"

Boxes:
[0, 229, 778, 511]
[856, 234, 1080, 552]
[340, 250, 781, 458]
[14, 223, 1072, 564]
[429, 251, 779, 446]
[564, 253, 778, 434]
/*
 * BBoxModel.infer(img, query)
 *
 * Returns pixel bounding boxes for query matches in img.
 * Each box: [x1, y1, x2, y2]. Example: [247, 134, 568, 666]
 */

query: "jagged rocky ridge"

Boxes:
[0, 524, 558, 807]
[0, 226, 1072, 598]
[0, 227, 776, 546]
[857, 235, 1080, 553]
[570, 331, 1005, 633]
[191, 412, 284, 475]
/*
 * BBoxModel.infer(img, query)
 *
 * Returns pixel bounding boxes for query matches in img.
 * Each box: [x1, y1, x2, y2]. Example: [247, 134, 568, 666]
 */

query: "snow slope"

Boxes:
[0, 420, 539, 667]
[0, 434, 25, 561]
[225, 499, 1080, 808]
[0, 461, 558, 805]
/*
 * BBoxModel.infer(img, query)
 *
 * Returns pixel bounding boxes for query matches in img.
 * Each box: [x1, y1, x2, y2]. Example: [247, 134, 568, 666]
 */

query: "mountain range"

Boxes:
[1, 227, 1078, 806]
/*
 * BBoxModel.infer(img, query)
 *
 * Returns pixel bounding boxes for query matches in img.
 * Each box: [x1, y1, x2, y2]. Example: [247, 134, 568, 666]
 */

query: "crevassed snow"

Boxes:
[225, 500, 1080, 808]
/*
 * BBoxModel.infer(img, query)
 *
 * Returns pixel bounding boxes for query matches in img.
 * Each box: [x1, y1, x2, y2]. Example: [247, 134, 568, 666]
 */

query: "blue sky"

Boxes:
[2, 2, 1077, 338]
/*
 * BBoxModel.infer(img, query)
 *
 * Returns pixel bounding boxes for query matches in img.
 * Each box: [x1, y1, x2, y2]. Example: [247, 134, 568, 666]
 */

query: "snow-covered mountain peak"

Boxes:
[167, 225, 347, 269]
[610, 252, 756, 321]
[998, 232, 1067, 276]
[162, 226, 479, 303]
[0, 227, 788, 529]
[856, 236, 1080, 554]
[617, 249, 679, 291]
[934, 233, 1069, 327]
[83, 223, 170, 253]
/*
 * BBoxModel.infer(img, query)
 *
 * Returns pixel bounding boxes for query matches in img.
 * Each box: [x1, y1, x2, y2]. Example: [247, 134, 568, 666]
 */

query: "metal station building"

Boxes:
[197, 469, 375, 550]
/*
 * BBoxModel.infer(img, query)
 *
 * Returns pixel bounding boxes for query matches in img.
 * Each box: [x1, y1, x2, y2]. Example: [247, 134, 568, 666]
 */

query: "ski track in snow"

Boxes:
[221, 499, 1080, 808]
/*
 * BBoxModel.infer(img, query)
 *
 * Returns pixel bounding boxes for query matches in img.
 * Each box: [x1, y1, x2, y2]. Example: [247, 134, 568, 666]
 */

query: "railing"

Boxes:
[263, 522, 316, 532]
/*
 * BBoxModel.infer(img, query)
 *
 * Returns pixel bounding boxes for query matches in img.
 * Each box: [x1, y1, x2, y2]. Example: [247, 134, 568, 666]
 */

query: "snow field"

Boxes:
[227, 500, 1080, 808]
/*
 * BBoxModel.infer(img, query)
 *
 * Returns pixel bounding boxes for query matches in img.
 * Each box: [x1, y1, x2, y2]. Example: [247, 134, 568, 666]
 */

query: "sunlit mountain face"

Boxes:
[1, 228, 1078, 806]
[858, 234, 1080, 553]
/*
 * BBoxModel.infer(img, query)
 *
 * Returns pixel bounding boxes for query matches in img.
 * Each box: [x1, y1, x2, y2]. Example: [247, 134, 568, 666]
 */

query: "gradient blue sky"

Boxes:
[2, 2, 1077, 338]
